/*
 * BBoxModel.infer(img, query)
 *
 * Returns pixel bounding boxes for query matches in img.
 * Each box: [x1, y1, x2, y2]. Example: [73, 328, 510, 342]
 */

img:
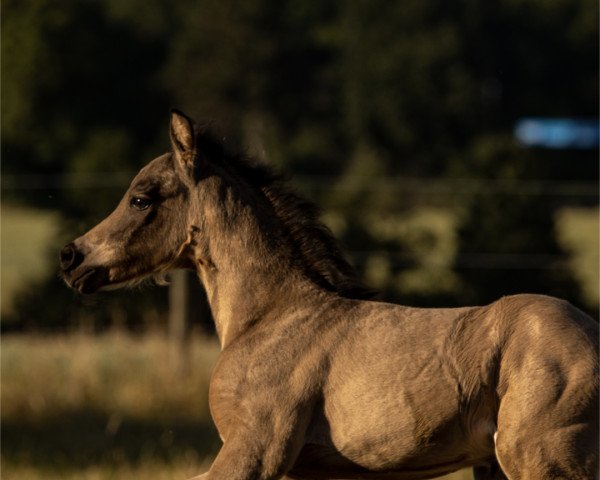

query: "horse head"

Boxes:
[60, 110, 199, 294]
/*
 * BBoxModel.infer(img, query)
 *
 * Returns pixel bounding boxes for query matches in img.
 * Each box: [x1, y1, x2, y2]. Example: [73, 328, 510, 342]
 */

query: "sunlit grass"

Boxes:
[555, 207, 599, 309]
[1, 331, 220, 422]
[1, 203, 61, 316]
[1, 332, 474, 479]
[1, 455, 212, 480]
[1, 460, 472, 480]
[1, 332, 221, 478]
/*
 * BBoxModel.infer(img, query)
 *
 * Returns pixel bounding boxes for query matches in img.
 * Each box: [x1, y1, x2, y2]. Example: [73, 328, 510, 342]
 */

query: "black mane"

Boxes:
[196, 128, 376, 300]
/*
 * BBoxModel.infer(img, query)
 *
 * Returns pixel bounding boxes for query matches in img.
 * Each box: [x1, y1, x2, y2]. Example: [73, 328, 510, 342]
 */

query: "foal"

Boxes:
[61, 110, 599, 480]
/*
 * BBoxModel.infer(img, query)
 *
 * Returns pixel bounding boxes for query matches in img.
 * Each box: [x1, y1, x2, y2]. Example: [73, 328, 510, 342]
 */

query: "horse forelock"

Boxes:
[194, 128, 376, 300]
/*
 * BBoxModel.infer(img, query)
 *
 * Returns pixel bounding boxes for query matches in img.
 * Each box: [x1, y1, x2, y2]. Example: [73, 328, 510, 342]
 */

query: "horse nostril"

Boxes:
[60, 243, 84, 271]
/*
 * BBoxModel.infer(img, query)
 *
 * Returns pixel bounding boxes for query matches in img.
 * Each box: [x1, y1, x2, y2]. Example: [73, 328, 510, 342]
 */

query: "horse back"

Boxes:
[303, 294, 597, 474]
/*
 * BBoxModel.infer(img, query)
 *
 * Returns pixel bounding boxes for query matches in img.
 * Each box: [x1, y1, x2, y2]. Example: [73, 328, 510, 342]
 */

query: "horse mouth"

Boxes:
[71, 268, 109, 295]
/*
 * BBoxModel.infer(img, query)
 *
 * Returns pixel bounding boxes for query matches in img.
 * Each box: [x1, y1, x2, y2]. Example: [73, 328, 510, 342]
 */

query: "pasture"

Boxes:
[1, 203, 60, 317]
[1, 202, 596, 479]
[1, 333, 220, 479]
[1, 333, 473, 480]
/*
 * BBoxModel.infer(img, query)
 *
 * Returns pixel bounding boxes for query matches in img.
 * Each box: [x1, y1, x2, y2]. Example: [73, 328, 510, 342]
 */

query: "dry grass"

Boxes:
[1, 456, 212, 480]
[1, 332, 472, 480]
[555, 207, 599, 309]
[2, 332, 221, 479]
[1, 203, 61, 316]
[1, 462, 472, 480]
[2, 331, 220, 422]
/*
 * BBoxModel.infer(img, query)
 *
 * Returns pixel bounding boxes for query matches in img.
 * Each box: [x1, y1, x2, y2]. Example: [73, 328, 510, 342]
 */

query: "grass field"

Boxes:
[555, 207, 600, 308]
[1, 203, 595, 479]
[1, 333, 221, 479]
[1, 332, 473, 480]
[1, 203, 61, 317]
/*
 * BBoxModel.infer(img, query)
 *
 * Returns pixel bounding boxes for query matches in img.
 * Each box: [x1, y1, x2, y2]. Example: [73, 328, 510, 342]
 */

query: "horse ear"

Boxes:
[170, 109, 196, 168]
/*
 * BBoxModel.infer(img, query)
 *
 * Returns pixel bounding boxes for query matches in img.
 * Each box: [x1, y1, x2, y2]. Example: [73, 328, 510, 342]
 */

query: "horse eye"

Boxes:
[130, 196, 152, 211]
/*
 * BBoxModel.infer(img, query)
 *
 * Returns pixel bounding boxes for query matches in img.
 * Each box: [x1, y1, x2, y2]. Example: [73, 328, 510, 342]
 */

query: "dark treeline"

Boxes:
[2, 0, 598, 330]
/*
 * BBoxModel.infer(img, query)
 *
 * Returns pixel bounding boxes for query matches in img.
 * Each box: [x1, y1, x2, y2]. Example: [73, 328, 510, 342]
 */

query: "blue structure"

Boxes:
[514, 118, 599, 149]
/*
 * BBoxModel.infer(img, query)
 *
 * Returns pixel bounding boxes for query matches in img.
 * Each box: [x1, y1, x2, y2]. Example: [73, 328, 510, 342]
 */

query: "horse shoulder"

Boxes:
[208, 297, 346, 441]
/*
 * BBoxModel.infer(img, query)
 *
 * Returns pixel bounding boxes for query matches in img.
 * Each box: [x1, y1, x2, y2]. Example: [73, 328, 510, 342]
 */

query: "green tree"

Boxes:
[2, 0, 170, 219]
[2, 0, 597, 329]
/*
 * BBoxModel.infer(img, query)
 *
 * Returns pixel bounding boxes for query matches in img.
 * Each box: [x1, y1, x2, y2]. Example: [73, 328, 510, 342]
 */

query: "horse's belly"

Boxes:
[303, 387, 469, 472]
[323, 416, 466, 472]
[313, 349, 475, 470]
[297, 417, 491, 479]
[290, 443, 475, 480]
[307, 306, 495, 471]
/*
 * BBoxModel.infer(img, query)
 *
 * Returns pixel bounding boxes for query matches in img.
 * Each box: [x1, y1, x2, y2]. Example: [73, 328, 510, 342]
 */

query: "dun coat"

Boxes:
[61, 110, 599, 480]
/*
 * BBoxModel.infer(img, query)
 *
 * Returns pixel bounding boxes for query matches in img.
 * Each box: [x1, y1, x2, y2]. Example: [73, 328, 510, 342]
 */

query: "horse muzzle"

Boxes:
[60, 242, 109, 294]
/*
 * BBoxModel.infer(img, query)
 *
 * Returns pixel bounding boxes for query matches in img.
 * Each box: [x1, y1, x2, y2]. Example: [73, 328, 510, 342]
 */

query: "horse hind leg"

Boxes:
[494, 379, 598, 480]
[494, 423, 599, 480]
[492, 300, 599, 479]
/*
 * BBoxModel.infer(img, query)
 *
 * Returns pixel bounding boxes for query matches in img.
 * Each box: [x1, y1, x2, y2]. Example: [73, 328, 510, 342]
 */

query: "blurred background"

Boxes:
[1, 0, 598, 478]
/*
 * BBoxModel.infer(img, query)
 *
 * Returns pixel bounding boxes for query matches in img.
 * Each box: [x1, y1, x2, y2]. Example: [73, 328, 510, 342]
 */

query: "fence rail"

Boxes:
[2, 173, 598, 197]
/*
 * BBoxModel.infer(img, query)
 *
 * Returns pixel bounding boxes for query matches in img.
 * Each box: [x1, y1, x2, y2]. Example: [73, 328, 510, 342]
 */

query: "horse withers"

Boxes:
[61, 110, 599, 480]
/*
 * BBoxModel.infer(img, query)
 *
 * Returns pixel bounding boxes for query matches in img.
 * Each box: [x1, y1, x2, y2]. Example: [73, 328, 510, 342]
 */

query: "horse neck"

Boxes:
[190, 175, 316, 347]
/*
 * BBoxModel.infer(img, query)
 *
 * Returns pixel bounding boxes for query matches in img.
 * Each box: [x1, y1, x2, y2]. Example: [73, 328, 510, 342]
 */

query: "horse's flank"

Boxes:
[61, 110, 599, 480]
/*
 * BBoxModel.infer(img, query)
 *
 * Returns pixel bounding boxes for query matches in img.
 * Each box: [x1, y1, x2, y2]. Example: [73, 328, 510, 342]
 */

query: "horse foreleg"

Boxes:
[189, 473, 294, 480]
[185, 415, 308, 480]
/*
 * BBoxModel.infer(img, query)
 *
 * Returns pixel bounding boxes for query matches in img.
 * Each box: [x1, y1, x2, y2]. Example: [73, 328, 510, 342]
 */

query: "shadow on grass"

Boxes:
[2, 410, 221, 469]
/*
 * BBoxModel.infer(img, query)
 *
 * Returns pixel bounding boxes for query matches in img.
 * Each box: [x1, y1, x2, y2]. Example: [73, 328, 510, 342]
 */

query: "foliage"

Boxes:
[1, 0, 598, 328]
[0, 203, 60, 317]
[556, 207, 600, 307]
[1, 6, 596, 478]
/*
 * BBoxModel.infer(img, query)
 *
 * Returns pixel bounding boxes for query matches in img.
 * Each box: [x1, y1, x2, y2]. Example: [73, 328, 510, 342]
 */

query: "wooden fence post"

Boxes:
[169, 269, 190, 374]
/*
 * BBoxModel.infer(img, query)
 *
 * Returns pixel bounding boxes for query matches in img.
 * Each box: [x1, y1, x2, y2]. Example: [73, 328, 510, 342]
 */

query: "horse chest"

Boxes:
[208, 334, 325, 441]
